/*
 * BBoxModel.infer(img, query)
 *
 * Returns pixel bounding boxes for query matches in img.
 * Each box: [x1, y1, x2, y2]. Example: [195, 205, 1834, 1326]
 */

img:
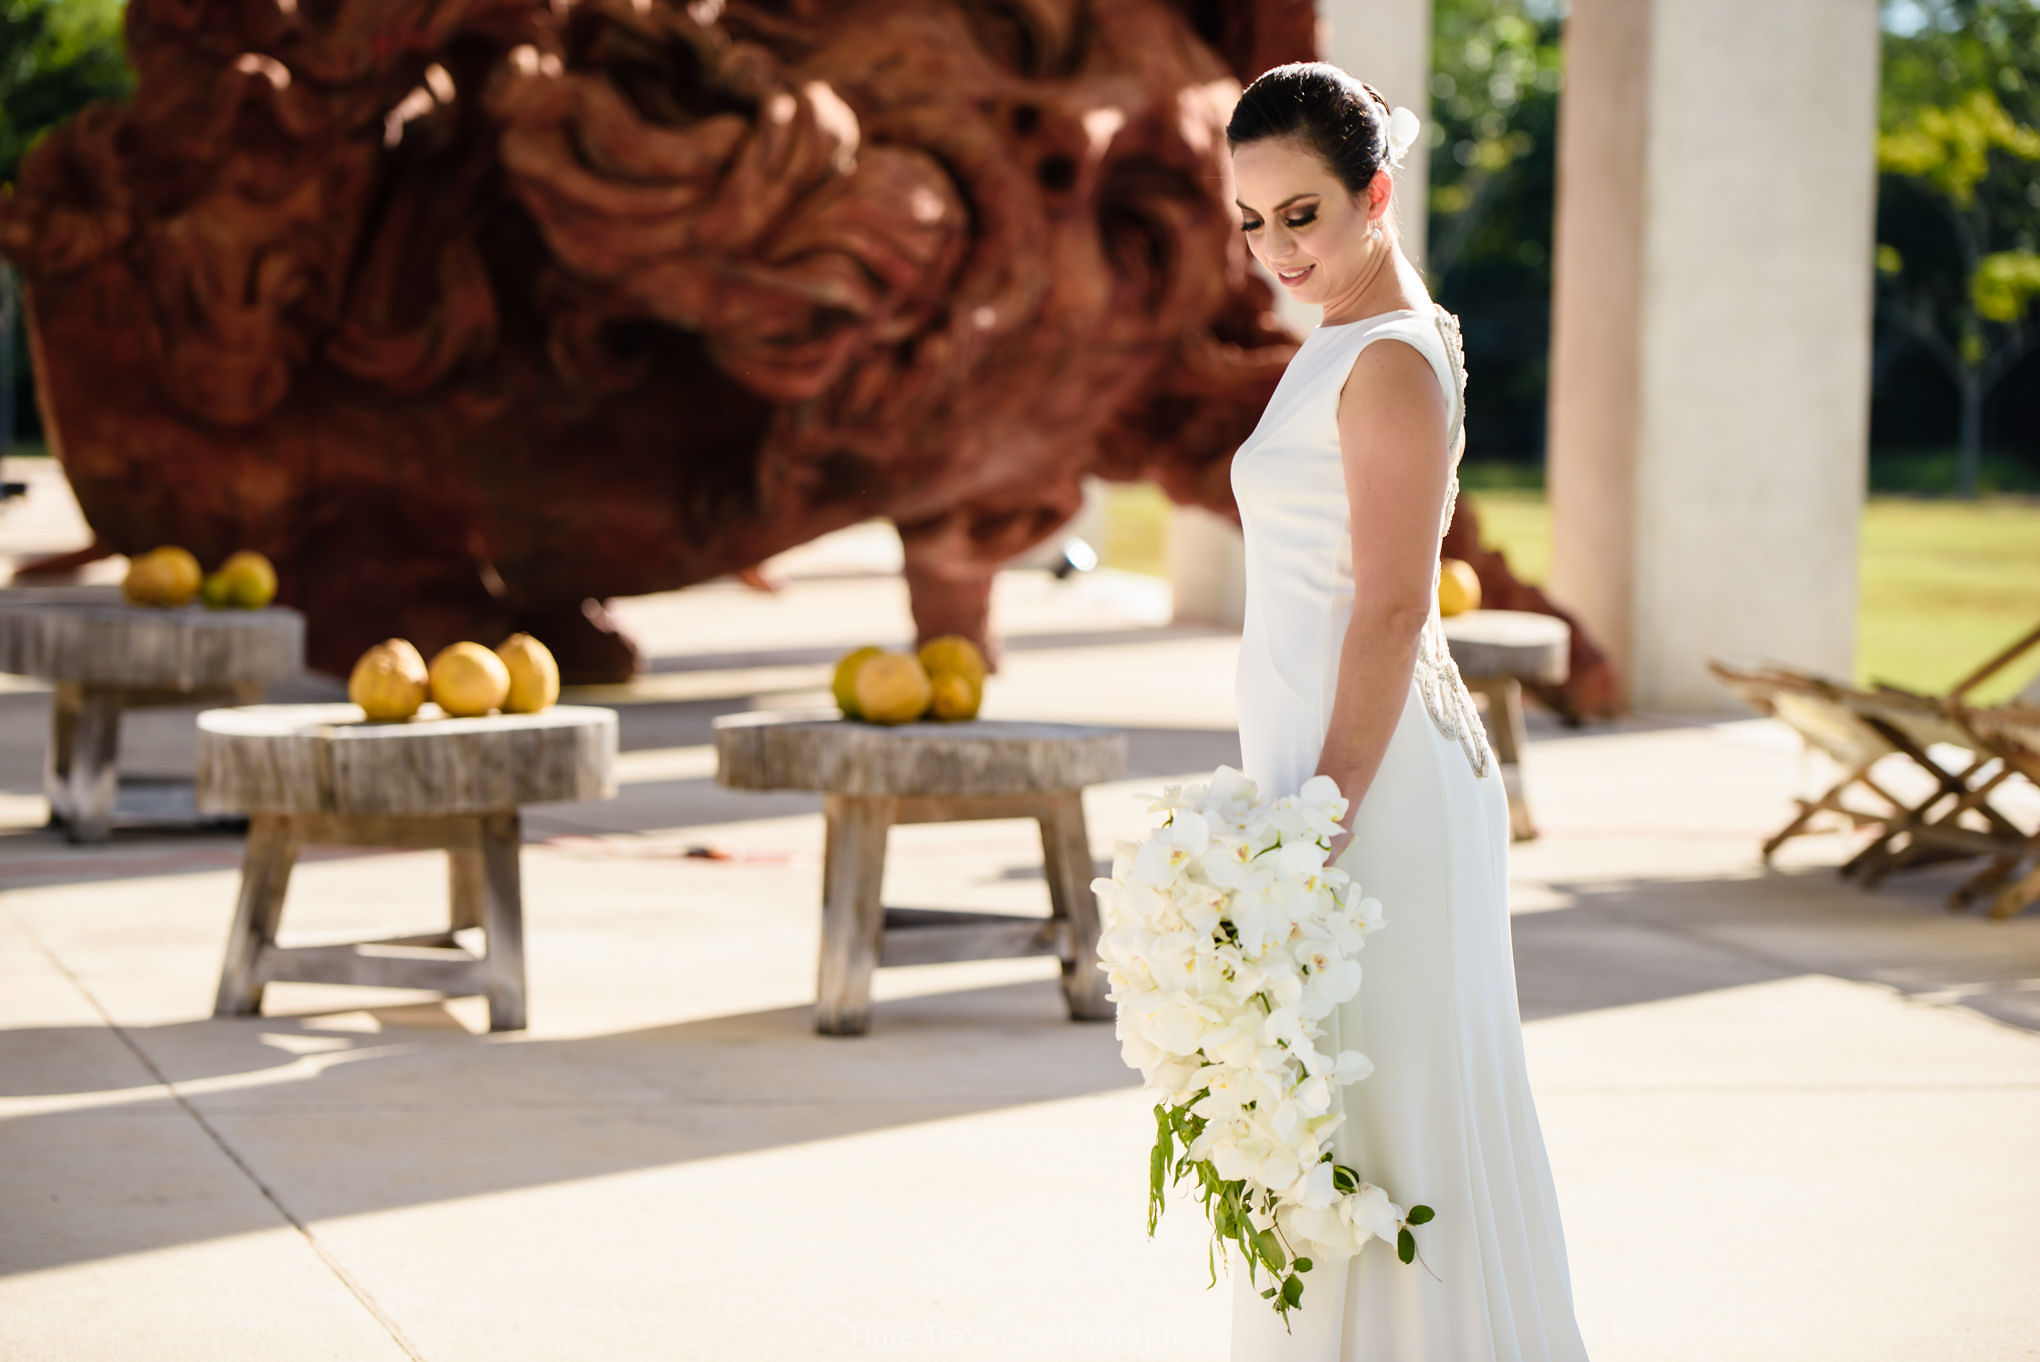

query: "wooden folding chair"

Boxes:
[1713, 642, 2039, 910]
[1708, 662, 1910, 858]
[1832, 685, 2024, 887]
[1940, 623, 2040, 919]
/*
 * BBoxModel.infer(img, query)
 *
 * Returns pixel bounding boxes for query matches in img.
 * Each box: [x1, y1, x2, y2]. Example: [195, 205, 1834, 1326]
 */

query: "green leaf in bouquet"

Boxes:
[1293, 1257, 1313, 1272]
[1331, 1164, 1360, 1194]
[1254, 1228, 1285, 1271]
[1397, 1228, 1416, 1264]
[1406, 1204, 1434, 1225]
[1281, 1275, 1305, 1308]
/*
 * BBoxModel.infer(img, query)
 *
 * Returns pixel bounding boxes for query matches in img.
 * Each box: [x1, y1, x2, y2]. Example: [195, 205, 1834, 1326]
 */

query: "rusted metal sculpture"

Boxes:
[1, 0, 1614, 712]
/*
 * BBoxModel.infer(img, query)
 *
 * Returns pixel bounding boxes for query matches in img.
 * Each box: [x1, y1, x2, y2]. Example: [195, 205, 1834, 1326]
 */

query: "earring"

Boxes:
[1370, 222, 1383, 243]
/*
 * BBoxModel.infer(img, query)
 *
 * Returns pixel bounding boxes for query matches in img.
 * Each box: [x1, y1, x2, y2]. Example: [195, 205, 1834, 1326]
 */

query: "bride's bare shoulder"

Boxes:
[1334, 335, 1450, 454]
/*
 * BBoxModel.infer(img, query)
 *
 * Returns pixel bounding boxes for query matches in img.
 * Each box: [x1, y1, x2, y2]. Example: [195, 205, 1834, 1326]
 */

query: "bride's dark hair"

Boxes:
[1226, 62, 1395, 197]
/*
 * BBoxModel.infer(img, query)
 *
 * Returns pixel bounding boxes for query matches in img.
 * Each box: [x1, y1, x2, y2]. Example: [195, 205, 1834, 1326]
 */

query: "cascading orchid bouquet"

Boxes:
[1093, 766, 1432, 1326]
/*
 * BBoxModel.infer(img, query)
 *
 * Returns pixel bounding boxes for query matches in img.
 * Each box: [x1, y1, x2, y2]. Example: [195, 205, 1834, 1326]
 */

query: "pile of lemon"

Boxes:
[348, 635, 560, 722]
[832, 636, 986, 724]
[122, 547, 277, 610]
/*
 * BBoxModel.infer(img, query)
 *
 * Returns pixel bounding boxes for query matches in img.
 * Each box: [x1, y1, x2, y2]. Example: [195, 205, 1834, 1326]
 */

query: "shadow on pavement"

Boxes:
[5, 856, 2036, 1280]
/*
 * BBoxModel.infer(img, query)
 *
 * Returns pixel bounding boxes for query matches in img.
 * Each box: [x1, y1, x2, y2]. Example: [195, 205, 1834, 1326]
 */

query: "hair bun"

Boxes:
[1227, 63, 1406, 198]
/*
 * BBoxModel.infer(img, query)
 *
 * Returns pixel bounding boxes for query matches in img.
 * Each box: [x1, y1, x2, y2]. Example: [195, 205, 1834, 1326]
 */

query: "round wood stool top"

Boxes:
[1440, 609, 1571, 685]
[196, 703, 618, 817]
[0, 588, 303, 691]
[714, 710, 1127, 797]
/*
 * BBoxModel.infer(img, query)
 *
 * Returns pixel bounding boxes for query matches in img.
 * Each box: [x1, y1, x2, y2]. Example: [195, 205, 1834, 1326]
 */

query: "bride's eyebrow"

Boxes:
[1235, 193, 1319, 215]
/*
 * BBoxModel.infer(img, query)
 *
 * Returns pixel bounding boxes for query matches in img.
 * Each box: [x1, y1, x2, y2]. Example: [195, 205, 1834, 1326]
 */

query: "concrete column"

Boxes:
[1547, 0, 1880, 711]
[1169, 507, 1247, 628]
[1318, 0, 1432, 273]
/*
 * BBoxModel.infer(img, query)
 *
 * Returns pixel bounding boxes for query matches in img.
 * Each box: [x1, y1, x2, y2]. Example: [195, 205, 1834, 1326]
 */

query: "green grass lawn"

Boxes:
[1462, 486, 2040, 703]
[1101, 478, 2040, 703]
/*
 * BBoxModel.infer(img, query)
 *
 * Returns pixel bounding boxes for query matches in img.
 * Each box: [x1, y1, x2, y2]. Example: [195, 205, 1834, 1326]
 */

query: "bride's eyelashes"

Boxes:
[1239, 206, 1320, 234]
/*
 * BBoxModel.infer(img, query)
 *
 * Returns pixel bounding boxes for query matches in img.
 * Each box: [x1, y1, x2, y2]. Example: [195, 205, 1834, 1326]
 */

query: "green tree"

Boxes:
[0, 0, 131, 186]
[1, 0, 132, 450]
[1424, 0, 1565, 461]
[1875, 0, 2040, 496]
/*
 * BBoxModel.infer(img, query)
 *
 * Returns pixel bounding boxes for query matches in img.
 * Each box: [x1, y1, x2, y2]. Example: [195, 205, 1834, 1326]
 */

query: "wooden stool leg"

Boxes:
[42, 683, 79, 829]
[816, 793, 892, 1036]
[449, 848, 485, 933]
[476, 811, 527, 1032]
[1038, 791, 1113, 1021]
[214, 814, 299, 1016]
[1474, 678, 1537, 842]
[53, 685, 121, 843]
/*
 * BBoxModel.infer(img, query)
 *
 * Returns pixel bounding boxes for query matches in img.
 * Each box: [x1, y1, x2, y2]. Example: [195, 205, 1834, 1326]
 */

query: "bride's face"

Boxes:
[1231, 137, 1378, 306]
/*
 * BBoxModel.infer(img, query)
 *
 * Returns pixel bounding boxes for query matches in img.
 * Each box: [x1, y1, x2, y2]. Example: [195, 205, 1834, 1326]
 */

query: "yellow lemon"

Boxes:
[916, 635, 987, 688]
[428, 642, 511, 717]
[121, 546, 203, 608]
[495, 633, 560, 714]
[832, 645, 883, 718]
[929, 670, 982, 721]
[853, 652, 932, 725]
[348, 639, 429, 721]
[214, 551, 277, 609]
[1438, 558, 1483, 618]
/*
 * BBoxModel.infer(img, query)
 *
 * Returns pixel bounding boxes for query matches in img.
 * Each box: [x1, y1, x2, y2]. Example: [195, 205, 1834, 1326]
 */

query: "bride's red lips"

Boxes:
[1275, 263, 1314, 287]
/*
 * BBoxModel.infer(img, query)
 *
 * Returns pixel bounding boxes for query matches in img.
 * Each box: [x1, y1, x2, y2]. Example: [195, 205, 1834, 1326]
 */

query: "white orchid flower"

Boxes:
[1342, 1182, 1406, 1246]
[1277, 1201, 1361, 1258]
[1287, 1159, 1340, 1211]
[1301, 957, 1363, 1016]
[1338, 887, 1386, 933]
[1206, 766, 1258, 805]
[1331, 1048, 1374, 1084]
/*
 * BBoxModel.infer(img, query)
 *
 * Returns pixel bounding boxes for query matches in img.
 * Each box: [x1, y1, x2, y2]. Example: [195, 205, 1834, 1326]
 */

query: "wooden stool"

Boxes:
[1441, 609, 1571, 842]
[713, 711, 1127, 1035]
[0, 588, 303, 841]
[197, 703, 618, 1031]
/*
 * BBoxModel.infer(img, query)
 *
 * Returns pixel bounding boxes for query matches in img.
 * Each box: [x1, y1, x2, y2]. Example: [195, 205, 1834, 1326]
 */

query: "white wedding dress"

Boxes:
[1227, 307, 1589, 1361]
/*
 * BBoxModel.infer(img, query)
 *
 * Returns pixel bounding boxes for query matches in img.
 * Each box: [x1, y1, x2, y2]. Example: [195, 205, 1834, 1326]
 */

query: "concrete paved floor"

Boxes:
[3, 463, 2038, 1360]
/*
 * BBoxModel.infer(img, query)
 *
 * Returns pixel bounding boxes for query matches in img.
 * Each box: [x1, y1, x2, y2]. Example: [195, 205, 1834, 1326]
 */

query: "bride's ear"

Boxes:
[1366, 169, 1394, 228]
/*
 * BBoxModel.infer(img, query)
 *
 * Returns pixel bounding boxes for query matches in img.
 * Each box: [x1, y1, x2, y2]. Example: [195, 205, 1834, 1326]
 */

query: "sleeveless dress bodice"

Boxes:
[1225, 307, 1591, 1362]
[1231, 307, 1487, 801]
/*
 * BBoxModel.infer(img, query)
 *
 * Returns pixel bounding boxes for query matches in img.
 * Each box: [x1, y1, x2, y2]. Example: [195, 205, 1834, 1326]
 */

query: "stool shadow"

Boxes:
[0, 978, 1136, 1278]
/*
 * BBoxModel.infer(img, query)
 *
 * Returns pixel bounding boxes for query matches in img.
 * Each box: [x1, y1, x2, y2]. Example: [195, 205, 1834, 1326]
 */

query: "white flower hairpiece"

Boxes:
[1386, 105, 1422, 165]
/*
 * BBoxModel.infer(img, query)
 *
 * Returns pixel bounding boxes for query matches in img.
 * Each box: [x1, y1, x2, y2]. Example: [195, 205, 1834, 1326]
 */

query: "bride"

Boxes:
[1223, 63, 1590, 1360]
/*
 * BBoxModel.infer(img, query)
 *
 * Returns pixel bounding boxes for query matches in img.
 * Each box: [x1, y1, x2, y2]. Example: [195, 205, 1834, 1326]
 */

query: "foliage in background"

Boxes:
[1424, 0, 2040, 484]
[1, 0, 132, 447]
[1874, 0, 2040, 495]
[1424, 0, 1564, 461]
[0, 0, 129, 186]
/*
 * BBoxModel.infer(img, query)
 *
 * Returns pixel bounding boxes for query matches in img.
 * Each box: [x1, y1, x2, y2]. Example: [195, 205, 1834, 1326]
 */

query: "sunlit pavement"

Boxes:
[3, 463, 2037, 1361]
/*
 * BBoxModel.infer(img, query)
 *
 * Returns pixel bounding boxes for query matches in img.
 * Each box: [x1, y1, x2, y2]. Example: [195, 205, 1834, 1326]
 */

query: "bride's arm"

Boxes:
[1316, 339, 1454, 858]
